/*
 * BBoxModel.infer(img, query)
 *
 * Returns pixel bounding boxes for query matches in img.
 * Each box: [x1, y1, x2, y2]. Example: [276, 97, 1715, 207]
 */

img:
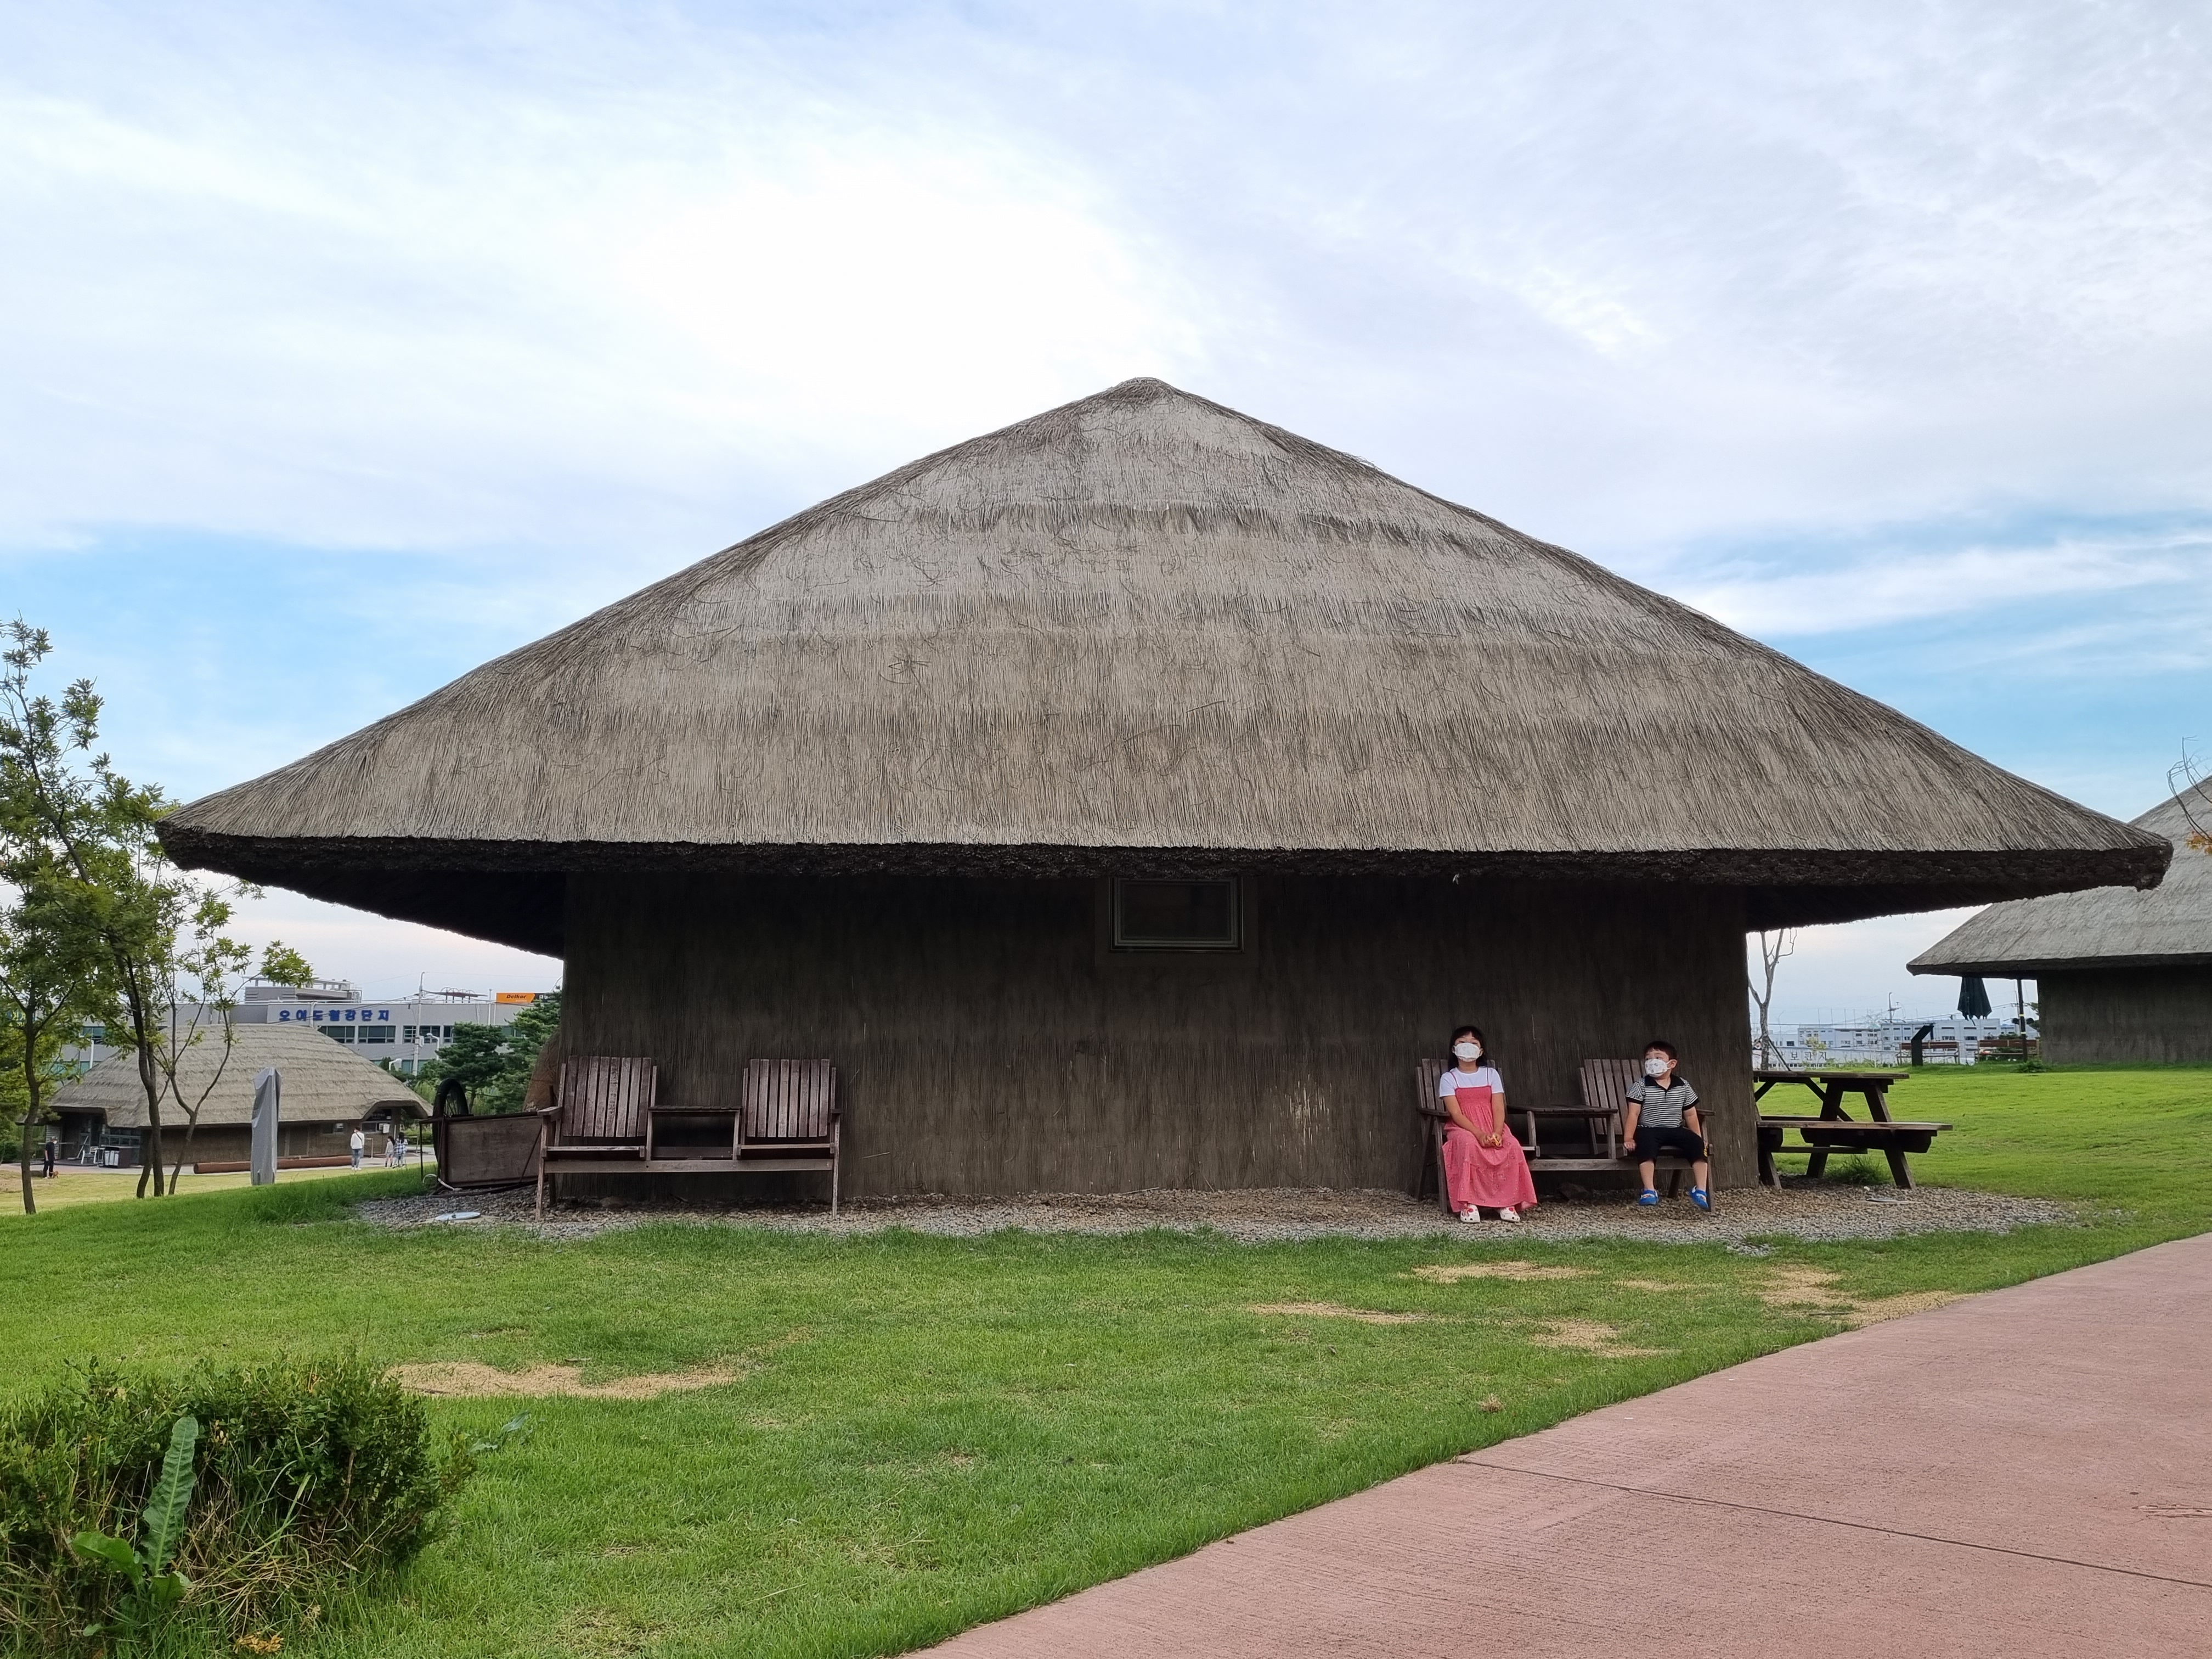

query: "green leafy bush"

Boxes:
[0, 1357, 474, 1655]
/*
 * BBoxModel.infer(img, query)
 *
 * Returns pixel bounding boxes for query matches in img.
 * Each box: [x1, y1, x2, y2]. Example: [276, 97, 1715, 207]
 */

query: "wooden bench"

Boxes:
[1752, 1069, 1951, 1189]
[1413, 1057, 1704, 1206]
[535, 1056, 657, 1216]
[642, 1058, 844, 1213]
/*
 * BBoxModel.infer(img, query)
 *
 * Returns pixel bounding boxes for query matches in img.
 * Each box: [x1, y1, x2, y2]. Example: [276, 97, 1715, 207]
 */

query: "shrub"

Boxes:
[0, 1357, 474, 1655]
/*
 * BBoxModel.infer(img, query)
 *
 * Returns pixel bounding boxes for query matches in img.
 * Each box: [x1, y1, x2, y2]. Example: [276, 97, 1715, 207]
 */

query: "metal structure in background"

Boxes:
[250, 1066, 280, 1185]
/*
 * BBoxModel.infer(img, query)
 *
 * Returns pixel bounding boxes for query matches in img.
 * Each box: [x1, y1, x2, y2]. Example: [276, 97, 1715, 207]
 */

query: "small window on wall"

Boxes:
[1111, 879, 1242, 951]
[321, 1025, 354, 1043]
[358, 1025, 394, 1044]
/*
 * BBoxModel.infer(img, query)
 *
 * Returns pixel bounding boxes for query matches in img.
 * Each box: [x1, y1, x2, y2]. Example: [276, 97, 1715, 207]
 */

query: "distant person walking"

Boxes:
[40, 1138, 55, 1178]
[349, 1127, 366, 1169]
[386, 1125, 405, 1167]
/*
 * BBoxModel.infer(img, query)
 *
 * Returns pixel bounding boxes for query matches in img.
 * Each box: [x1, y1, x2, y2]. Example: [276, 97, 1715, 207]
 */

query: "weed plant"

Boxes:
[0, 1357, 473, 1656]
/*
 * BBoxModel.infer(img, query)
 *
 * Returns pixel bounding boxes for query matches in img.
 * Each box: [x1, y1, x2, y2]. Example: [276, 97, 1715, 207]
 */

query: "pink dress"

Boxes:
[1442, 1082, 1538, 1212]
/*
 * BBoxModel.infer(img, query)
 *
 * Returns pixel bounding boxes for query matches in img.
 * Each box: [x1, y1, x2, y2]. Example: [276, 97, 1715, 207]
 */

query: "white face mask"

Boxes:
[1644, 1056, 1670, 1077]
[1453, 1041, 1480, 1062]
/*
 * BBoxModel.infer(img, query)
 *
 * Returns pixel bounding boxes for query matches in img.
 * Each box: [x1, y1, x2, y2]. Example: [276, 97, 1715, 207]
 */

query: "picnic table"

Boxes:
[1752, 1069, 1951, 1190]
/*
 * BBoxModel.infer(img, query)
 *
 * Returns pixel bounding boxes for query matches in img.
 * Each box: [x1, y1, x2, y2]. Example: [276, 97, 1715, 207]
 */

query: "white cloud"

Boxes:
[0, 9, 1208, 555]
[5, 2, 2212, 564]
[1675, 529, 2211, 638]
[227, 889, 559, 1002]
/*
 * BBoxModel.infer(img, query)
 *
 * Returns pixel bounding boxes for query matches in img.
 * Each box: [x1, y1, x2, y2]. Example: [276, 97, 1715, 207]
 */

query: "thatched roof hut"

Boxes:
[1910, 785, 2211, 974]
[159, 380, 2167, 1192]
[162, 379, 2161, 944]
[1910, 784, 2211, 1063]
[49, 1023, 425, 1165]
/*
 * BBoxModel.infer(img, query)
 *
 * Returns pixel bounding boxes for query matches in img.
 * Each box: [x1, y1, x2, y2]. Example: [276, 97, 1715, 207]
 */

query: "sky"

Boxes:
[3, 1, 2207, 1018]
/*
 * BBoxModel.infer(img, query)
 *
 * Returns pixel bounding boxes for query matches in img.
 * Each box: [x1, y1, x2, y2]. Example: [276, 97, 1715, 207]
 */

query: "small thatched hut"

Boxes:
[160, 380, 2165, 1190]
[1910, 783, 2212, 1063]
[49, 1023, 426, 1167]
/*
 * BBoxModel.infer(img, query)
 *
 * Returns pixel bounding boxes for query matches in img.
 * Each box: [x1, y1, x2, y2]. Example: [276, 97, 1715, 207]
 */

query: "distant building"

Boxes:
[65, 982, 550, 1079]
[1766, 1014, 2034, 1068]
[232, 981, 548, 1076]
[1911, 783, 2211, 1064]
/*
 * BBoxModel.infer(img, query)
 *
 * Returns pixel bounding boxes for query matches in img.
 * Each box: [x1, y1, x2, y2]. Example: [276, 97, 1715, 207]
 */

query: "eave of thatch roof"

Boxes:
[160, 378, 2166, 940]
[1909, 785, 2212, 975]
[49, 1022, 426, 1128]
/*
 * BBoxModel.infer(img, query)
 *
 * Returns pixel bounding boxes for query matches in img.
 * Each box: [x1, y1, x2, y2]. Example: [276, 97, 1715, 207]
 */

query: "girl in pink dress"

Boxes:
[1437, 1025, 1537, 1223]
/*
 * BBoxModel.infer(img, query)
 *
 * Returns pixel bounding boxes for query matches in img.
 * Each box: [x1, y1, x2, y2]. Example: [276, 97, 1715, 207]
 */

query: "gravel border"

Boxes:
[356, 1181, 2075, 1246]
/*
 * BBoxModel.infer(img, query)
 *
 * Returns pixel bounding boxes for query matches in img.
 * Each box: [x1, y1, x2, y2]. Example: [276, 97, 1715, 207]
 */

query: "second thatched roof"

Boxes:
[160, 379, 2165, 946]
[50, 1022, 426, 1129]
[1910, 784, 2212, 975]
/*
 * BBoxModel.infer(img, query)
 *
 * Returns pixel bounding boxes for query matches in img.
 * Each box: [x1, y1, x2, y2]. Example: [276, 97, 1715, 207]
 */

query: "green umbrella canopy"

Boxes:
[1956, 976, 1993, 1018]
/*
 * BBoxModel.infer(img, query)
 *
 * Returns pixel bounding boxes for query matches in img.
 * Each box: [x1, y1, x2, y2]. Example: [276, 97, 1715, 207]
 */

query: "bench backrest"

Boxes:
[744, 1059, 838, 1142]
[1414, 1058, 1448, 1118]
[555, 1057, 656, 1143]
[1579, 1058, 1643, 1125]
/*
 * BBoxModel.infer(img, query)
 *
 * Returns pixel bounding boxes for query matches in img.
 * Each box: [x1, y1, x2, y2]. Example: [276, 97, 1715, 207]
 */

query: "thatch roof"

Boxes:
[1909, 784, 2212, 975]
[161, 378, 2164, 943]
[49, 1022, 425, 1128]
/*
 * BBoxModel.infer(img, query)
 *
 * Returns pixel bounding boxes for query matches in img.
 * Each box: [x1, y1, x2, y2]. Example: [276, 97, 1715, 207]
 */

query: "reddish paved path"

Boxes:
[929, 1233, 2212, 1658]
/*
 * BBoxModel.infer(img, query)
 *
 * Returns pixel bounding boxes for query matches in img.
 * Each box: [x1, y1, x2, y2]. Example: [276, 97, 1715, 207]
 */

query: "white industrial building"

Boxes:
[1762, 1013, 2035, 1067]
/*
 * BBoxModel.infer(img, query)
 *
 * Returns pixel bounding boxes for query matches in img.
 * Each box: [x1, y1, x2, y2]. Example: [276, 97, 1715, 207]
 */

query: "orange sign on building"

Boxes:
[494, 991, 539, 1005]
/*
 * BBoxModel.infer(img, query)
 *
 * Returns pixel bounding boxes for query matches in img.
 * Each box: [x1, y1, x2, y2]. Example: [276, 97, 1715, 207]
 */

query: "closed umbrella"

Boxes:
[1956, 976, 1992, 1019]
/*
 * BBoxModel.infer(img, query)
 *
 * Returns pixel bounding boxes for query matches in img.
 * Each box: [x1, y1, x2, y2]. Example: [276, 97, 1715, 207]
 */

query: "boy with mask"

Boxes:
[1623, 1039, 1711, 1211]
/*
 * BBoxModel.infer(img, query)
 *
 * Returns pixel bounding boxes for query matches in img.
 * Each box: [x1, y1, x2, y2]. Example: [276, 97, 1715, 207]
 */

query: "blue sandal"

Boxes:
[1637, 1189, 1660, 1206]
[1691, 1188, 1712, 1212]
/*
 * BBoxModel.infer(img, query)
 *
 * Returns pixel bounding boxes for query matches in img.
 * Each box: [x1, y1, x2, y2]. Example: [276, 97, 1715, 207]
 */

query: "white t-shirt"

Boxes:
[349, 1130, 365, 1150]
[1438, 1065, 1504, 1099]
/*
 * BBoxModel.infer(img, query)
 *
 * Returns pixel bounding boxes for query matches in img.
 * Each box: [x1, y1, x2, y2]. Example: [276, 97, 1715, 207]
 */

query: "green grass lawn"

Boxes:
[3, 1064, 2207, 1657]
[1, 1159, 375, 1214]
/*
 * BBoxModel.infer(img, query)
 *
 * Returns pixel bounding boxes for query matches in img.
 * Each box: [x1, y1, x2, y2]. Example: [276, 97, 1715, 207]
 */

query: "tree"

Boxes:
[256, 941, 314, 989]
[158, 938, 315, 1190]
[416, 993, 561, 1114]
[1748, 929, 1798, 1068]
[0, 867, 104, 1215]
[0, 622, 253, 1196]
[2172, 753, 2211, 854]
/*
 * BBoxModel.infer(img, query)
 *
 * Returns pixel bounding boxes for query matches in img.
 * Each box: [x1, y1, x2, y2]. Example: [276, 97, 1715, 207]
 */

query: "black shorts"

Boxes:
[1629, 1125, 1707, 1162]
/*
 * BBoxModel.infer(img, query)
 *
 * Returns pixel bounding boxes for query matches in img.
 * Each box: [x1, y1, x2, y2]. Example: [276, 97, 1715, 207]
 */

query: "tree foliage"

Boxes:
[0, 870, 105, 1214]
[0, 622, 263, 1197]
[417, 992, 561, 1114]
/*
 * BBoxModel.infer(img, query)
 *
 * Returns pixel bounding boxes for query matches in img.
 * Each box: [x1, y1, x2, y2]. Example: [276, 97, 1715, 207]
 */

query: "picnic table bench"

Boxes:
[1752, 1068, 1951, 1190]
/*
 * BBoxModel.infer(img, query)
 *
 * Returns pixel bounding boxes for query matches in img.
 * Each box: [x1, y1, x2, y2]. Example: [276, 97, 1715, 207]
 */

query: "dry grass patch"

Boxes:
[391, 1359, 748, 1399]
[554, 1607, 669, 1656]
[1410, 1262, 1589, 1283]
[1613, 1278, 1699, 1293]
[1526, 1319, 1664, 1357]
[1248, 1301, 1435, 1325]
[1754, 1266, 1960, 1328]
[1841, 1290, 1962, 1326]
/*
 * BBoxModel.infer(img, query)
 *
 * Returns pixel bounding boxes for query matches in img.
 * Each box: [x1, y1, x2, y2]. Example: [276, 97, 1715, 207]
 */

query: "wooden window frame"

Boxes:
[1105, 877, 1248, 954]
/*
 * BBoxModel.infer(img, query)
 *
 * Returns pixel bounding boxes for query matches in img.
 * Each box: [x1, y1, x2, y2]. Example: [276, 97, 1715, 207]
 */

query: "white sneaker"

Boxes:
[1458, 1209, 1481, 1223]
[1498, 1207, 1521, 1222]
